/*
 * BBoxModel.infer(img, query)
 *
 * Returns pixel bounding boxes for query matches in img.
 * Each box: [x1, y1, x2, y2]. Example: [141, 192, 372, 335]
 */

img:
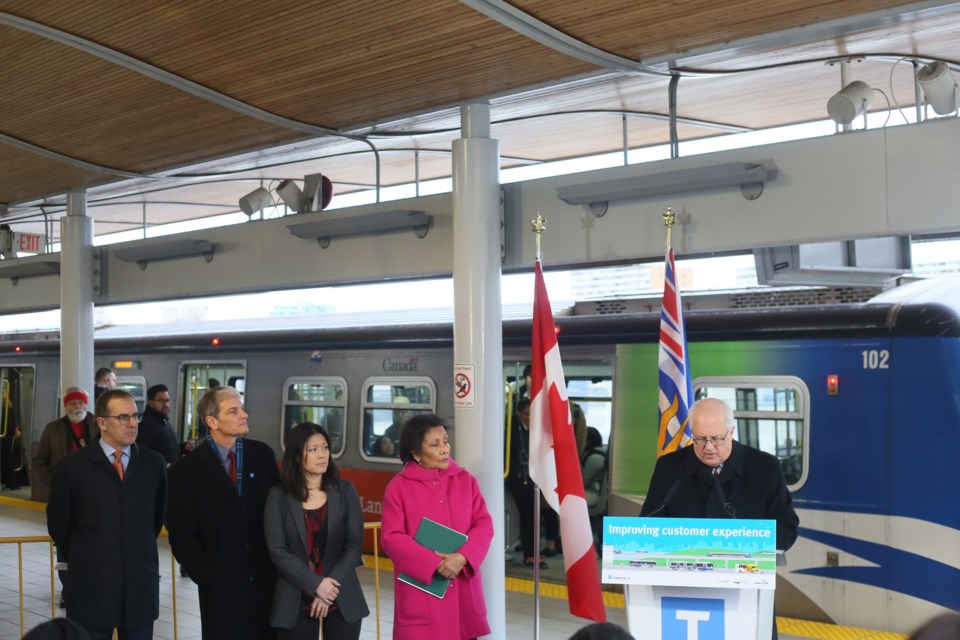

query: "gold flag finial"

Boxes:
[662, 207, 676, 250]
[531, 211, 547, 258]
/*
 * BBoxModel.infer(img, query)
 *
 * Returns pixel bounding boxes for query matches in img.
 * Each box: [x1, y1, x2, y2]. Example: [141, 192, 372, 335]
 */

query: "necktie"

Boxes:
[113, 450, 124, 480]
[226, 450, 237, 488]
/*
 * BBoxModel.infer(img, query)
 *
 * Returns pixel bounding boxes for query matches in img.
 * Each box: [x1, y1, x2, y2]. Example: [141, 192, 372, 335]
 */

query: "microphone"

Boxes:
[644, 478, 683, 517]
[711, 469, 736, 519]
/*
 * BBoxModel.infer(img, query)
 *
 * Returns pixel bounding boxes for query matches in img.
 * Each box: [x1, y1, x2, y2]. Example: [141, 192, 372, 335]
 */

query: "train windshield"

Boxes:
[694, 377, 808, 487]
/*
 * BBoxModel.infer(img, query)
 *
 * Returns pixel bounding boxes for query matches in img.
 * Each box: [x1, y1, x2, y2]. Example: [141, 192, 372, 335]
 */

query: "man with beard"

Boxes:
[33, 387, 98, 501]
[32, 386, 99, 607]
[137, 384, 180, 466]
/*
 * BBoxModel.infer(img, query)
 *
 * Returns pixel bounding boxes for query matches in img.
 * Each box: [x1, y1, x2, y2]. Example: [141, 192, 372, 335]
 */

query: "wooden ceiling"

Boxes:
[1, 0, 959, 240]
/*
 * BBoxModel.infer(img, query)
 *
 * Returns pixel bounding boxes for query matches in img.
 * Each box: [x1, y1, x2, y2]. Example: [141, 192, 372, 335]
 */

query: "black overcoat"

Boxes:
[639, 440, 800, 551]
[46, 442, 166, 630]
[166, 438, 278, 640]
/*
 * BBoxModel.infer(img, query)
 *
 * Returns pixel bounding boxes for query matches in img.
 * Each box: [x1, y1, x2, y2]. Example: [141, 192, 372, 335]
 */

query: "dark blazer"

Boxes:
[46, 442, 166, 630]
[167, 438, 279, 640]
[136, 406, 180, 465]
[639, 440, 800, 551]
[264, 481, 369, 629]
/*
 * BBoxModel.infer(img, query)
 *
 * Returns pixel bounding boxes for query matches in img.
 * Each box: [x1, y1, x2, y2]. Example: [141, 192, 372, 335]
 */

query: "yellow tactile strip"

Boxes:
[778, 617, 907, 640]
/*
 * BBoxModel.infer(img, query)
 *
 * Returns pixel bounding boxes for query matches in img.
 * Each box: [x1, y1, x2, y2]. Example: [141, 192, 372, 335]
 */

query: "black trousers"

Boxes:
[509, 479, 537, 559]
[276, 608, 362, 640]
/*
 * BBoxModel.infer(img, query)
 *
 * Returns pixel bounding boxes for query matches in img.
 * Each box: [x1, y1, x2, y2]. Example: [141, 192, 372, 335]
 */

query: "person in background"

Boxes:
[166, 386, 279, 640]
[382, 414, 494, 639]
[372, 435, 396, 457]
[46, 389, 166, 640]
[93, 368, 117, 401]
[910, 613, 960, 640]
[506, 397, 544, 568]
[569, 622, 636, 640]
[137, 384, 180, 466]
[580, 426, 608, 552]
[264, 423, 369, 639]
[33, 386, 99, 608]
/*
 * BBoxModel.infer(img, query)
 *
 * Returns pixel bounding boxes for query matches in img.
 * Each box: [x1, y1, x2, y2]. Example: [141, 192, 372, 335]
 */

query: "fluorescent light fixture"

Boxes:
[827, 81, 875, 125]
[0, 255, 60, 281]
[918, 60, 959, 115]
[555, 162, 769, 206]
[287, 209, 432, 247]
[276, 179, 304, 212]
[113, 239, 215, 270]
[238, 187, 272, 216]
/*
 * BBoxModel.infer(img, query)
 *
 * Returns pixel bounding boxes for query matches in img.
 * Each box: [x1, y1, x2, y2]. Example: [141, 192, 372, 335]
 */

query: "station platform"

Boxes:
[0, 498, 902, 639]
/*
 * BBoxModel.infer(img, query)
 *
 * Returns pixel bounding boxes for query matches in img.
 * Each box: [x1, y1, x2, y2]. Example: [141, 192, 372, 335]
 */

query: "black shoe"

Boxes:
[541, 547, 558, 557]
[59, 594, 66, 609]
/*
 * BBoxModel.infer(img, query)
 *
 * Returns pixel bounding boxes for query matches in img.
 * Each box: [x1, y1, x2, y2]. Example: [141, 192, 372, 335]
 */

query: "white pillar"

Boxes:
[452, 103, 505, 639]
[60, 190, 95, 399]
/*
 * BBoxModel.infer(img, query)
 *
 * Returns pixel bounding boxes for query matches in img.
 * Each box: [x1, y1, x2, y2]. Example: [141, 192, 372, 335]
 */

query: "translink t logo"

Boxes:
[661, 597, 725, 640]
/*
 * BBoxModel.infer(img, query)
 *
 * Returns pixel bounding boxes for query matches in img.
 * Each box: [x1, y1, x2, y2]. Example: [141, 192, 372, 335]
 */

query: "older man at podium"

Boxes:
[639, 397, 799, 638]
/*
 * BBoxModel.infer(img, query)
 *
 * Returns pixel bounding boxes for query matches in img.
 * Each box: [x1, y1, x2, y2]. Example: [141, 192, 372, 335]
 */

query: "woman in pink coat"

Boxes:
[381, 413, 494, 639]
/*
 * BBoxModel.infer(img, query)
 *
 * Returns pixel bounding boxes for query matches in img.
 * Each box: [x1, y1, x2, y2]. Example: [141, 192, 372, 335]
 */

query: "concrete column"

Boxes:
[452, 103, 505, 639]
[60, 190, 95, 399]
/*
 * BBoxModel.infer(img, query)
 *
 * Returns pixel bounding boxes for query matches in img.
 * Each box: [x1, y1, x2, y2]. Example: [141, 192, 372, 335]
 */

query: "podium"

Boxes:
[601, 517, 777, 640]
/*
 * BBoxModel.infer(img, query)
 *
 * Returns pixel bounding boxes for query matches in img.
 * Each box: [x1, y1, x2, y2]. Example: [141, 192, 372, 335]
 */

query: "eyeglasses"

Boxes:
[691, 434, 729, 447]
[104, 413, 143, 424]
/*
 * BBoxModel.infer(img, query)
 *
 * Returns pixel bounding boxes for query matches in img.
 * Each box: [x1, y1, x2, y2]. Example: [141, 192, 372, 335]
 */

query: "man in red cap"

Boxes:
[32, 386, 98, 608]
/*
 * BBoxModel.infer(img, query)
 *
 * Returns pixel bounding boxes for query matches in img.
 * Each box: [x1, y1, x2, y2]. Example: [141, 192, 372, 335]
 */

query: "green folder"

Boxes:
[397, 517, 469, 599]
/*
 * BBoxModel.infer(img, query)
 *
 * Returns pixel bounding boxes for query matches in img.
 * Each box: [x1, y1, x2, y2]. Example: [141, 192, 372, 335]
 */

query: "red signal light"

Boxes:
[211, 337, 221, 347]
[15, 346, 21, 353]
[827, 374, 839, 396]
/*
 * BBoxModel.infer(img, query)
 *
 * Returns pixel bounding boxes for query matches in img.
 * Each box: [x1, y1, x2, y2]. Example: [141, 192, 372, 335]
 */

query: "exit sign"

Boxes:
[13, 232, 44, 254]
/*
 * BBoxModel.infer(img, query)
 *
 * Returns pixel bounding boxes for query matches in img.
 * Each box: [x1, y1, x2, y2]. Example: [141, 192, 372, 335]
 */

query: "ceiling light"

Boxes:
[555, 162, 770, 206]
[918, 60, 959, 115]
[276, 180, 304, 212]
[287, 209, 432, 248]
[827, 81, 875, 125]
[238, 187, 272, 216]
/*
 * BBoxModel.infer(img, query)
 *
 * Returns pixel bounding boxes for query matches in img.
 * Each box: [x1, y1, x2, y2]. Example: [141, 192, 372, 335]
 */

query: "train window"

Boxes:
[178, 361, 247, 444]
[694, 376, 809, 488]
[505, 360, 614, 445]
[360, 378, 435, 462]
[281, 378, 347, 457]
[116, 376, 147, 412]
[1, 366, 35, 490]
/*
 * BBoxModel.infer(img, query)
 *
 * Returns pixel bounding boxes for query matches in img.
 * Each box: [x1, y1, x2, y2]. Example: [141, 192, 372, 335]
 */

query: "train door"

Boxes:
[0, 365, 34, 492]
[280, 377, 348, 457]
[177, 361, 246, 443]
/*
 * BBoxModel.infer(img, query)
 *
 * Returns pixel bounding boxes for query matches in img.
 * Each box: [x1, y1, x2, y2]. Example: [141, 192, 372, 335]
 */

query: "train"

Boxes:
[1, 277, 959, 634]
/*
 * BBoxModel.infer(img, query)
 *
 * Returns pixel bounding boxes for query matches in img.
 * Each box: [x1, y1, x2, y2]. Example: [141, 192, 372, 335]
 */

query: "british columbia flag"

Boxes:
[657, 246, 694, 456]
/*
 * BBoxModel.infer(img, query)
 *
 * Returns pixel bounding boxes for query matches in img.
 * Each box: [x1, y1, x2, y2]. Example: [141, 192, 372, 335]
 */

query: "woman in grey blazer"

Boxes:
[264, 423, 369, 639]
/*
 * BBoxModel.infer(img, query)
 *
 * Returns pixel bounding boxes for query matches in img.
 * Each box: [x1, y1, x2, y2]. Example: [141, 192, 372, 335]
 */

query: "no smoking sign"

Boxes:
[453, 364, 475, 408]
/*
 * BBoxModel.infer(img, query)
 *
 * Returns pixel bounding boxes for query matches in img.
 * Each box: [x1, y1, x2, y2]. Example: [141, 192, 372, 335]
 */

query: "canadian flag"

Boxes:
[528, 260, 607, 622]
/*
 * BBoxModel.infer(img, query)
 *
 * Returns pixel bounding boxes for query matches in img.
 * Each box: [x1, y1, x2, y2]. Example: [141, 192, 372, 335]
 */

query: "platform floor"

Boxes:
[0, 498, 895, 639]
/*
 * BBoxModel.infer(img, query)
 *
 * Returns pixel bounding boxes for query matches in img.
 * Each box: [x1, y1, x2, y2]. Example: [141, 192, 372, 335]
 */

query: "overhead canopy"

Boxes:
[1, 1, 958, 240]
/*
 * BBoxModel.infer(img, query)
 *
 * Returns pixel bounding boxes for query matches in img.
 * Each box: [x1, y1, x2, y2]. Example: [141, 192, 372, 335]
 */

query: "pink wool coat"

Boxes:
[382, 459, 494, 639]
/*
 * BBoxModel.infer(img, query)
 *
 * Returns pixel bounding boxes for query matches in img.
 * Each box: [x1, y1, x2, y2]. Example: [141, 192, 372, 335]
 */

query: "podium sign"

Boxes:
[602, 517, 777, 640]
[601, 517, 776, 588]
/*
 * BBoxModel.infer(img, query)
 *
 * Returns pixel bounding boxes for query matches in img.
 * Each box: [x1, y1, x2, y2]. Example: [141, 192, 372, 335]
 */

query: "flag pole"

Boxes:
[530, 210, 546, 640]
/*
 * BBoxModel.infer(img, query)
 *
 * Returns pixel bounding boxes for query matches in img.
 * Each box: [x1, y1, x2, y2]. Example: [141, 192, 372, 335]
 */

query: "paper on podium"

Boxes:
[397, 517, 468, 598]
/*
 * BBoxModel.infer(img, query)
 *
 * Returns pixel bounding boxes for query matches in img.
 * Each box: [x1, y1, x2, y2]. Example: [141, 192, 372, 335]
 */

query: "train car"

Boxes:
[1, 278, 959, 633]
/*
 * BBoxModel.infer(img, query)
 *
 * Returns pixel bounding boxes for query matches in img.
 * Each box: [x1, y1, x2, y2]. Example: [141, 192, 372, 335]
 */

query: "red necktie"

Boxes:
[113, 451, 124, 480]
[226, 450, 237, 488]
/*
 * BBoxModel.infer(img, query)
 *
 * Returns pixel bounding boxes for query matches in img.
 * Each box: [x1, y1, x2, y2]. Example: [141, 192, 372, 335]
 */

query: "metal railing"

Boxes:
[0, 522, 385, 639]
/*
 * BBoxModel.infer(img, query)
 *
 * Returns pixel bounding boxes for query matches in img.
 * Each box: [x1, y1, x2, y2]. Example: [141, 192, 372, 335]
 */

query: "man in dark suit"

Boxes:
[166, 386, 279, 640]
[640, 397, 799, 639]
[46, 389, 166, 640]
[137, 383, 180, 465]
